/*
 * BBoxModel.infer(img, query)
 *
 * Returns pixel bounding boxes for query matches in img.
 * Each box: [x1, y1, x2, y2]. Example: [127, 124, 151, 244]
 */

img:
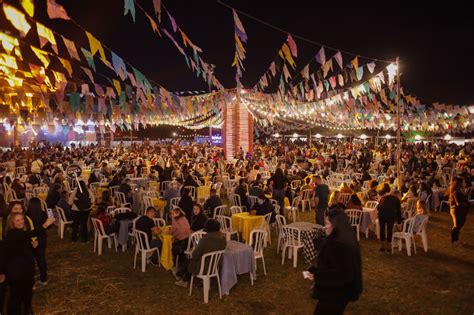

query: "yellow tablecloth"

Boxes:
[151, 198, 167, 217]
[148, 181, 160, 191]
[202, 176, 211, 186]
[37, 193, 47, 201]
[82, 170, 91, 180]
[156, 226, 173, 270]
[231, 212, 264, 244]
[197, 186, 211, 201]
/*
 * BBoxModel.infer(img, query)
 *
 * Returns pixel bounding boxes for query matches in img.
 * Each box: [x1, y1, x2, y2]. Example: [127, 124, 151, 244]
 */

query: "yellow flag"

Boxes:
[0, 53, 18, 69]
[20, 0, 34, 17]
[3, 4, 31, 37]
[36, 22, 58, 54]
[113, 79, 121, 95]
[85, 32, 106, 60]
[351, 57, 359, 70]
[31, 46, 50, 67]
[59, 57, 72, 77]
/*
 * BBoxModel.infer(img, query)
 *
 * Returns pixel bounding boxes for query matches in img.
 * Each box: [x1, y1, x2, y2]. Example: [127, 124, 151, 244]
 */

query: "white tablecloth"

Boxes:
[220, 240, 256, 295]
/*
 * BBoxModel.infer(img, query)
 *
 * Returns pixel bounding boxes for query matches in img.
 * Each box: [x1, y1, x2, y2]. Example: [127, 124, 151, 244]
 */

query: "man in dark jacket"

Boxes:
[136, 207, 161, 264]
[203, 189, 223, 218]
[234, 178, 250, 210]
[174, 219, 226, 287]
[251, 194, 275, 223]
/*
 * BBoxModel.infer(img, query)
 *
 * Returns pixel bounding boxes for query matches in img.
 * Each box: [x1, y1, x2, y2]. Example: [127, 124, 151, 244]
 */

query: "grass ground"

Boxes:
[32, 211, 474, 315]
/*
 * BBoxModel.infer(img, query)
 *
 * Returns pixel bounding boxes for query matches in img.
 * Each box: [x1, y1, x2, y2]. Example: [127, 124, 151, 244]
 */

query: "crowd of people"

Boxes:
[0, 137, 471, 313]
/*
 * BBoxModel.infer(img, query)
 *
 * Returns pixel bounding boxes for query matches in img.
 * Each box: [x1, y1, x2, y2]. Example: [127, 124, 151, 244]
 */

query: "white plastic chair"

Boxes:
[133, 230, 160, 272]
[229, 194, 242, 207]
[301, 189, 312, 212]
[414, 216, 429, 252]
[106, 205, 116, 216]
[188, 250, 225, 304]
[248, 195, 258, 209]
[213, 205, 226, 219]
[55, 206, 73, 239]
[290, 180, 301, 190]
[249, 229, 267, 276]
[160, 181, 172, 197]
[275, 214, 287, 254]
[33, 187, 48, 197]
[170, 197, 180, 209]
[216, 215, 239, 242]
[365, 201, 379, 209]
[391, 217, 416, 256]
[128, 216, 141, 244]
[91, 218, 118, 256]
[114, 191, 131, 208]
[230, 206, 242, 215]
[338, 193, 352, 206]
[345, 209, 363, 241]
[281, 226, 303, 268]
[153, 217, 166, 228]
[110, 207, 132, 218]
[176, 230, 207, 272]
[285, 196, 301, 223]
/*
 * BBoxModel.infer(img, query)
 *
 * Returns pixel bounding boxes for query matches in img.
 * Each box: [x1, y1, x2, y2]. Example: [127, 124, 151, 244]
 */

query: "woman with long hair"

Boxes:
[4, 213, 55, 314]
[269, 168, 289, 217]
[308, 207, 362, 314]
[450, 177, 469, 246]
[26, 197, 49, 285]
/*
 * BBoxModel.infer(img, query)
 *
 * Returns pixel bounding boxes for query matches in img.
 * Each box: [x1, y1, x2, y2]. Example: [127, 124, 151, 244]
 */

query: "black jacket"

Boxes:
[310, 236, 362, 302]
[4, 228, 45, 282]
[203, 195, 223, 217]
[178, 195, 194, 223]
[190, 212, 208, 231]
[377, 194, 402, 222]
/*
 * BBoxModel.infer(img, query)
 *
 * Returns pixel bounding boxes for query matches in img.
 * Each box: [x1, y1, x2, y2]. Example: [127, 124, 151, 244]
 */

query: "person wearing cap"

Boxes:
[174, 219, 226, 288]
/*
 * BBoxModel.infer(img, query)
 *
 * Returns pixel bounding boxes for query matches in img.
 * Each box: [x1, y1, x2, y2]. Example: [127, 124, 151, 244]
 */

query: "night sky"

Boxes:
[27, 1, 474, 105]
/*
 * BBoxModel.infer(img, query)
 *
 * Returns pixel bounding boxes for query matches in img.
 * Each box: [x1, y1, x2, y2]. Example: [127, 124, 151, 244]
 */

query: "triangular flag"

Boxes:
[128, 72, 137, 87]
[269, 62, 276, 77]
[3, 4, 31, 37]
[47, 0, 70, 20]
[124, 0, 136, 23]
[281, 43, 296, 69]
[62, 36, 80, 61]
[357, 66, 364, 80]
[20, 0, 34, 17]
[282, 64, 291, 82]
[112, 52, 127, 80]
[351, 56, 359, 69]
[153, 0, 161, 22]
[367, 62, 376, 74]
[59, 57, 72, 77]
[81, 48, 96, 72]
[287, 35, 297, 57]
[322, 59, 333, 78]
[338, 74, 344, 86]
[146, 12, 161, 36]
[36, 23, 58, 54]
[232, 10, 247, 43]
[85, 32, 106, 60]
[81, 66, 95, 83]
[69, 93, 81, 112]
[315, 47, 326, 65]
[167, 10, 177, 32]
[113, 79, 121, 95]
[31, 46, 50, 67]
[333, 51, 343, 70]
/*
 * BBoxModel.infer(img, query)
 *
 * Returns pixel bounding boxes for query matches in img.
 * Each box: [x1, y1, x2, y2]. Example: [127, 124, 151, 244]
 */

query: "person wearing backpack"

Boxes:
[69, 180, 93, 243]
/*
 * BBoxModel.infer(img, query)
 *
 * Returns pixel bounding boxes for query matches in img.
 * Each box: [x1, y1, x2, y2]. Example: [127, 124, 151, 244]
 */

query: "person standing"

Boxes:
[314, 176, 330, 225]
[307, 207, 362, 314]
[4, 213, 55, 314]
[69, 180, 93, 243]
[450, 177, 469, 246]
[269, 168, 289, 217]
[376, 184, 402, 252]
[26, 198, 49, 285]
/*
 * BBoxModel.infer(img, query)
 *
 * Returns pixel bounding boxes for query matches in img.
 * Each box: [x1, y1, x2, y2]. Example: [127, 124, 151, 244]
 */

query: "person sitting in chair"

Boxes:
[174, 219, 226, 288]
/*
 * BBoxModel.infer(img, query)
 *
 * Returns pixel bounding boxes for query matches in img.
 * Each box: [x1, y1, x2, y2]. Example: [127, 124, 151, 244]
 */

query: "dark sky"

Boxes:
[32, 0, 474, 104]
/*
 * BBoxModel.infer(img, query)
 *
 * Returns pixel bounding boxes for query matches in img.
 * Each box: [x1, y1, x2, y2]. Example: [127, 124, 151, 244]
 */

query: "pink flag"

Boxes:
[367, 62, 376, 74]
[315, 47, 326, 65]
[287, 35, 297, 57]
[47, 0, 70, 20]
[333, 51, 343, 70]
[166, 9, 177, 32]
